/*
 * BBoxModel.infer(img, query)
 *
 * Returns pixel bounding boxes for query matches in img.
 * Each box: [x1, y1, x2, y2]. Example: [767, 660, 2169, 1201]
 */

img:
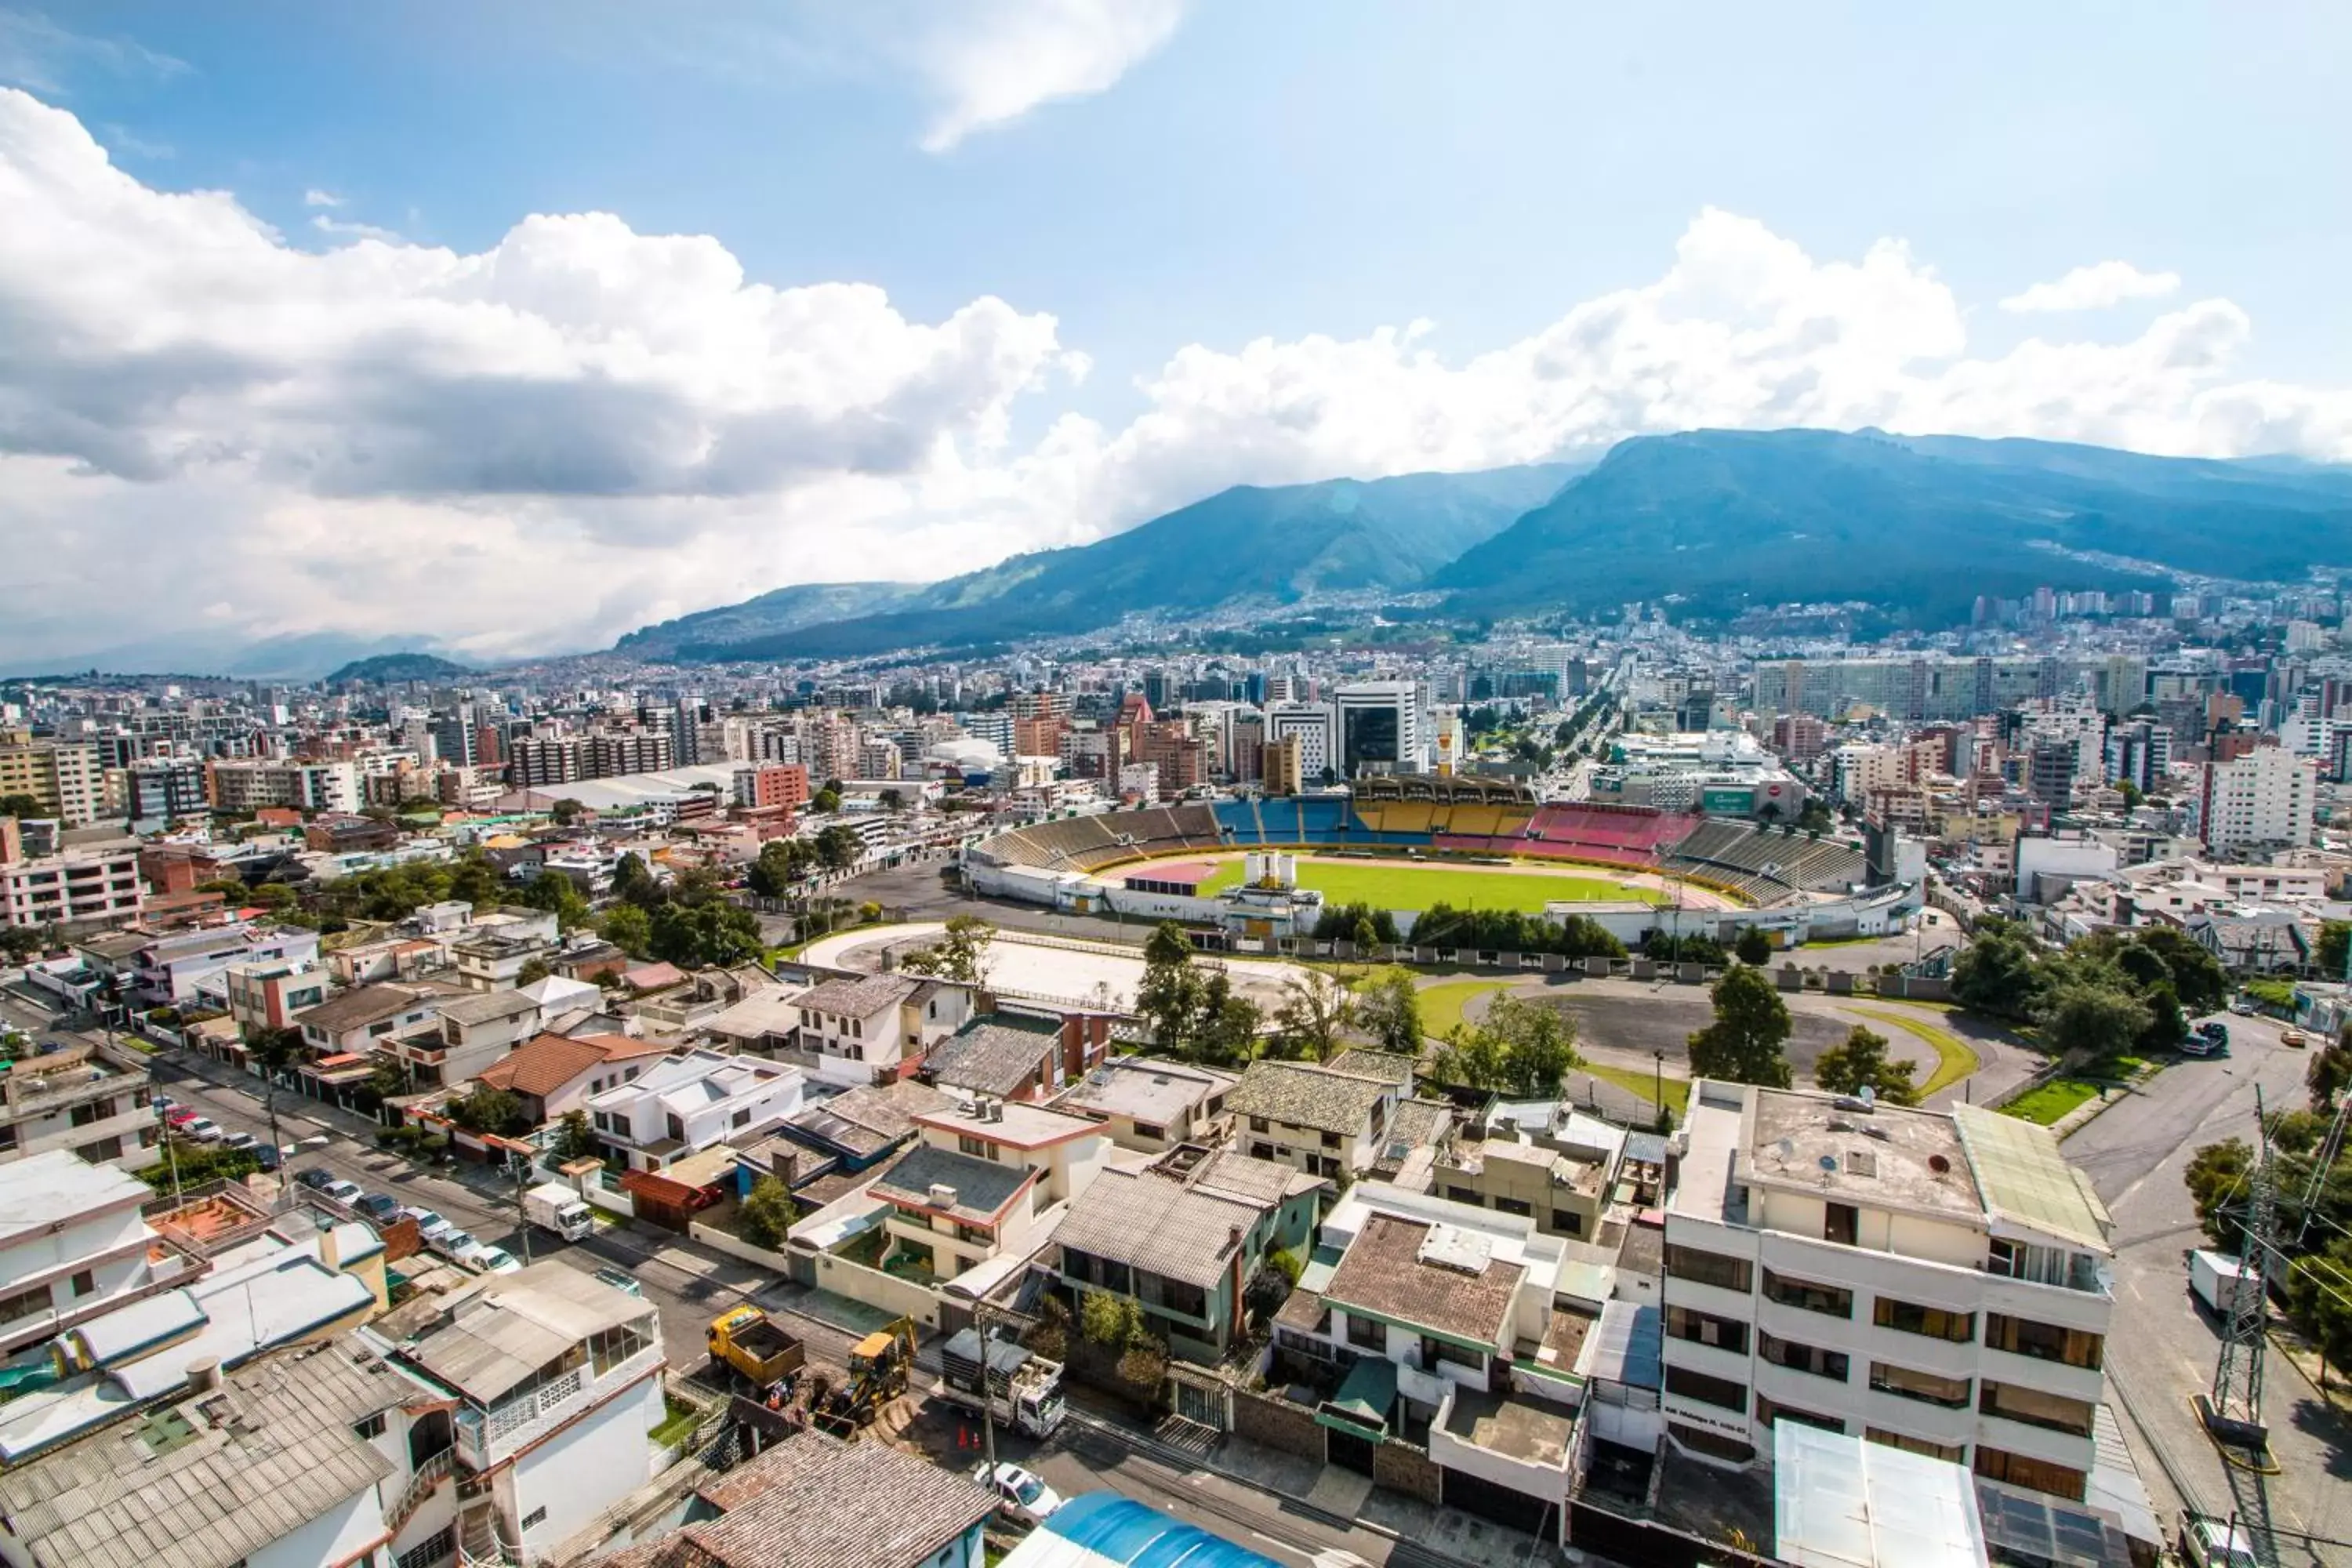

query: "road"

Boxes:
[2065, 1011, 2352, 1566]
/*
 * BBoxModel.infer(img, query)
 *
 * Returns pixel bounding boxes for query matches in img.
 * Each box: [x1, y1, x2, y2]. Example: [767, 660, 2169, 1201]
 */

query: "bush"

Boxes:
[739, 1175, 795, 1250]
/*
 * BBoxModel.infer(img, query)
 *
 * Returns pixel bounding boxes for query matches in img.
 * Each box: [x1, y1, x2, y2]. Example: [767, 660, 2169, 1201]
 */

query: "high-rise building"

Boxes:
[124, 756, 208, 822]
[2026, 741, 2077, 808]
[1334, 681, 1425, 778]
[0, 735, 104, 826]
[2198, 744, 2317, 855]
[1265, 702, 1337, 786]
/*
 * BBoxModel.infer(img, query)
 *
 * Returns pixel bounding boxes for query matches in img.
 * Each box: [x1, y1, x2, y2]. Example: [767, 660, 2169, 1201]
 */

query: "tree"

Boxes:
[600, 902, 655, 959]
[2036, 980, 2150, 1069]
[366, 1057, 411, 1101]
[814, 825, 862, 871]
[516, 957, 551, 987]
[1486, 995, 1579, 1094]
[899, 915, 996, 985]
[2117, 779, 2143, 811]
[1270, 972, 1354, 1063]
[811, 786, 842, 815]
[1135, 923, 1203, 1049]
[550, 1109, 597, 1163]
[2132, 926, 2231, 1016]
[1195, 974, 1264, 1065]
[445, 1084, 525, 1136]
[514, 869, 590, 927]
[2310, 1030, 2352, 1111]
[1733, 927, 1773, 966]
[550, 798, 586, 826]
[1813, 1025, 1920, 1105]
[1245, 1261, 1294, 1324]
[1430, 1021, 1509, 1092]
[1080, 1290, 1146, 1347]
[1687, 964, 1793, 1087]
[2319, 920, 2352, 980]
[2288, 1240, 2352, 1391]
[612, 851, 662, 908]
[648, 898, 763, 968]
[2185, 1138, 2254, 1250]
[1354, 968, 1424, 1055]
[746, 838, 815, 898]
[249, 881, 298, 912]
[1951, 921, 2042, 1021]
[245, 1025, 305, 1076]
[739, 1174, 796, 1250]
[0, 793, 42, 819]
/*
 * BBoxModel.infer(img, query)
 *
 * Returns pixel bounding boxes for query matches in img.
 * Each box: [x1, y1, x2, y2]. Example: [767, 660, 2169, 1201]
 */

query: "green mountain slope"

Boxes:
[325, 652, 474, 684]
[655, 463, 1579, 661]
[1436, 428, 2352, 625]
[617, 582, 924, 659]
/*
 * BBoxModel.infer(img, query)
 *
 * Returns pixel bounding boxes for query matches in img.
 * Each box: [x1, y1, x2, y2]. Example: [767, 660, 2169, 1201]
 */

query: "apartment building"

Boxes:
[1432, 1105, 1630, 1242]
[0, 735, 103, 826]
[1227, 1060, 1400, 1180]
[0, 1041, 157, 1171]
[383, 1263, 666, 1563]
[216, 954, 331, 1036]
[2198, 743, 2318, 855]
[586, 1049, 806, 1174]
[1660, 1081, 2114, 1501]
[396, 987, 541, 1087]
[205, 757, 361, 815]
[123, 753, 210, 822]
[0, 1151, 182, 1356]
[450, 907, 561, 991]
[129, 923, 322, 1007]
[0, 848, 143, 930]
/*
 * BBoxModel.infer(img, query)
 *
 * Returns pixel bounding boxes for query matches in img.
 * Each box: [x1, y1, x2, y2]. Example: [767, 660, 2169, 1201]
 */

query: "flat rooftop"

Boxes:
[1748, 1086, 1982, 1220]
[1055, 1058, 1235, 1124]
[1442, 1388, 1572, 1468]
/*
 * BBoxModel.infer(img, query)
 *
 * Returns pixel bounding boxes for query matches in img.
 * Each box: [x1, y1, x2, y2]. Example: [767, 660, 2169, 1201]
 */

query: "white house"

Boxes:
[863, 1098, 1109, 1283]
[786, 973, 972, 1088]
[586, 1049, 806, 1174]
[0, 1152, 182, 1356]
[1226, 1060, 1400, 1179]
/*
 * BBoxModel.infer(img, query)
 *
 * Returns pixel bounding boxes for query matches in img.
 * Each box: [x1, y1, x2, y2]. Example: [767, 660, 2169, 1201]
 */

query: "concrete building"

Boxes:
[123, 754, 209, 823]
[2198, 743, 2318, 855]
[1334, 681, 1426, 778]
[205, 758, 361, 815]
[1661, 1081, 2114, 1501]
[400, 987, 542, 1087]
[586, 1049, 806, 1174]
[470, 1031, 675, 1127]
[0, 1152, 181, 1356]
[129, 923, 322, 1008]
[215, 954, 331, 1036]
[0, 736, 103, 826]
[0, 1040, 157, 1172]
[1051, 1057, 1237, 1153]
[786, 973, 972, 1089]
[1227, 1061, 1401, 1180]
[1265, 702, 1338, 786]
[865, 1098, 1109, 1283]
[0, 848, 143, 931]
[1432, 1105, 1629, 1243]
[293, 980, 452, 1059]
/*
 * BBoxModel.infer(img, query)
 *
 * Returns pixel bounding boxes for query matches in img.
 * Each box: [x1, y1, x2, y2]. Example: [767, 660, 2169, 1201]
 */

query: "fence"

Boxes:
[691, 1217, 947, 1327]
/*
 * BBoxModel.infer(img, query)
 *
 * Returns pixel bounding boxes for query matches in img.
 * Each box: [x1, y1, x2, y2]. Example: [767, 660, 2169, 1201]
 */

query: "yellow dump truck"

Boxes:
[707, 1306, 806, 1397]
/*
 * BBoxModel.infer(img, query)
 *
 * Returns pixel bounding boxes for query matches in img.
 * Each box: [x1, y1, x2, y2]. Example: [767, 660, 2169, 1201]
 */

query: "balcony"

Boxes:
[452, 1341, 663, 1469]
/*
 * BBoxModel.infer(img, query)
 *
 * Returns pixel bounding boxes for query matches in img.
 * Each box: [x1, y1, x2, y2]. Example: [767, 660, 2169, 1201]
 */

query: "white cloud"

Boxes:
[309, 212, 401, 244]
[915, 0, 1185, 152]
[302, 187, 339, 207]
[2, 90, 2350, 669]
[0, 9, 185, 96]
[2000, 260, 2182, 314]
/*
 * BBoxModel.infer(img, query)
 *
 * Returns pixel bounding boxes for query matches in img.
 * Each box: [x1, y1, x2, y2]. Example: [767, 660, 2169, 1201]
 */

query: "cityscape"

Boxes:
[2, 7, 2350, 1568]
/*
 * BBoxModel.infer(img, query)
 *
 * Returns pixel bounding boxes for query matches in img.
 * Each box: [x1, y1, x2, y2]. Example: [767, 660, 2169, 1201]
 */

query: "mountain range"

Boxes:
[620, 429, 2352, 662]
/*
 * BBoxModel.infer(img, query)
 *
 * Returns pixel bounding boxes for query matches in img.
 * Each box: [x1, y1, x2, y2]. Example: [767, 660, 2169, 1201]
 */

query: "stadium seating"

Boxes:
[1661, 818, 1868, 901]
[1519, 804, 1700, 868]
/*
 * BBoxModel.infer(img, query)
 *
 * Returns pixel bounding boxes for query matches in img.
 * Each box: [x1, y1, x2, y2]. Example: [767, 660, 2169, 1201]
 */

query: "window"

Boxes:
[1755, 1394, 1844, 1434]
[521, 1506, 548, 1530]
[1665, 1305, 1748, 1355]
[1131, 1123, 1164, 1142]
[957, 1134, 1001, 1160]
[1758, 1331, 1848, 1381]
[70, 1099, 112, 1127]
[1761, 1269, 1852, 1318]
[1250, 1116, 1270, 1134]
[625, 1065, 640, 1080]
[0, 1285, 49, 1326]
[1869, 1362, 1970, 1408]
[1551, 1209, 1584, 1236]
[1985, 1313, 2103, 1370]
[1824, 1202, 1859, 1246]
[1319, 1131, 1341, 1149]
[1866, 1428, 1963, 1463]
[1872, 1298, 1974, 1342]
[1346, 1312, 1385, 1351]
[1664, 1364, 1748, 1414]
[1444, 1186, 1483, 1205]
[731, 1108, 751, 1128]
[1978, 1381, 2095, 1437]
[1664, 1245, 1752, 1294]
[353, 1411, 387, 1439]
[1973, 1446, 2086, 1500]
[1493, 1196, 1534, 1218]
[69, 1269, 94, 1298]
[665, 1113, 686, 1143]
[75, 1138, 122, 1163]
[1423, 1337, 1484, 1370]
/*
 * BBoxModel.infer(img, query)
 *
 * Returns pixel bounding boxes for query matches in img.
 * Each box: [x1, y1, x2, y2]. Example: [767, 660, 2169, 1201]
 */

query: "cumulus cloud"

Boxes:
[2000, 260, 2182, 314]
[915, 0, 1185, 152]
[302, 187, 339, 207]
[2, 90, 2350, 669]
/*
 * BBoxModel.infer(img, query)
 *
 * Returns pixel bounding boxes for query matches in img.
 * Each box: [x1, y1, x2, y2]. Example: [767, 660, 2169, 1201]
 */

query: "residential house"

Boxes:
[1226, 1060, 1400, 1179]
[1052, 1142, 1323, 1362]
[627, 964, 777, 1034]
[325, 933, 447, 986]
[764, 1080, 947, 1207]
[786, 972, 973, 1088]
[0, 1040, 157, 1171]
[292, 980, 456, 1060]
[1661, 1081, 2115, 1500]
[586, 1049, 806, 1174]
[583, 1429, 996, 1568]
[129, 923, 321, 1007]
[381, 1261, 666, 1563]
[450, 907, 561, 992]
[0, 1330, 460, 1568]
[922, 1010, 1114, 1103]
[701, 985, 811, 1056]
[1051, 1057, 1237, 1153]
[0, 1151, 187, 1356]
[864, 1099, 1109, 1283]
[387, 987, 543, 1089]
[471, 1031, 677, 1129]
[1432, 1103, 1628, 1242]
[216, 954, 331, 1036]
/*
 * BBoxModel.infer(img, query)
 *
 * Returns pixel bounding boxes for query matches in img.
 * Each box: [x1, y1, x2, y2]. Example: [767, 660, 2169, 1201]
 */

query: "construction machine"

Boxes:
[811, 1316, 917, 1436]
[706, 1306, 807, 1402]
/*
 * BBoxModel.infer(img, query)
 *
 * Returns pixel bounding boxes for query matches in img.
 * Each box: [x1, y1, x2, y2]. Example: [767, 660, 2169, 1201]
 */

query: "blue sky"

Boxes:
[2, 2, 2348, 666]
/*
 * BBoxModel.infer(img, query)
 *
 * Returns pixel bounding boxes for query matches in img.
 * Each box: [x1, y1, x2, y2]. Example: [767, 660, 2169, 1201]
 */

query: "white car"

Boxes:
[180, 1117, 223, 1142]
[220, 1131, 260, 1152]
[430, 1229, 478, 1261]
[974, 1462, 1064, 1526]
[318, 1178, 365, 1207]
[468, 1246, 521, 1275]
[2180, 1512, 2257, 1568]
[2229, 997, 2257, 1017]
[402, 1208, 456, 1246]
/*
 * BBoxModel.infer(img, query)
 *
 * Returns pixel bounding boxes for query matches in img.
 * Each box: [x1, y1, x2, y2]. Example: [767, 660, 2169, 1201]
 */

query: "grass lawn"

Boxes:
[2000, 1079, 2102, 1126]
[1192, 857, 1653, 913]
[1848, 1004, 1981, 1099]
[1418, 978, 1506, 1036]
[651, 1396, 702, 1448]
[1586, 1061, 1692, 1118]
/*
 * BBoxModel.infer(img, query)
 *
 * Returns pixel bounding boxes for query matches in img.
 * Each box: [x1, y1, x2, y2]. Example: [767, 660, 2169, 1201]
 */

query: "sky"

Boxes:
[2, 1, 2349, 670]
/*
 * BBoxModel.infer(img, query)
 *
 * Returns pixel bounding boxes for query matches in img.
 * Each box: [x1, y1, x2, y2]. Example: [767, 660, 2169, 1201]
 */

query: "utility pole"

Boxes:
[264, 1087, 285, 1211]
[2205, 1085, 2278, 1449]
[972, 1300, 999, 1487]
[513, 1154, 533, 1265]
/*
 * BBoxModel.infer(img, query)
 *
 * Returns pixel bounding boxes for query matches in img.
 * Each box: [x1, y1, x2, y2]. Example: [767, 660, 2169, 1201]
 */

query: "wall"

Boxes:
[804, 1244, 945, 1327]
[512, 1374, 661, 1560]
[1232, 1387, 1325, 1461]
[249, 1485, 384, 1568]
[1374, 1437, 1444, 1504]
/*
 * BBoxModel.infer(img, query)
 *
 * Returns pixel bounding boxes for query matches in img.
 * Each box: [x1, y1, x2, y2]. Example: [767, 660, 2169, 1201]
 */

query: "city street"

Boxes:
[2066, 1012, 2352, 1564]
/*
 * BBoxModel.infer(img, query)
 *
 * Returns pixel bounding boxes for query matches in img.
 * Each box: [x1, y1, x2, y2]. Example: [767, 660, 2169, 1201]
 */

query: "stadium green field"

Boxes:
[1189, 856, 1661, 913]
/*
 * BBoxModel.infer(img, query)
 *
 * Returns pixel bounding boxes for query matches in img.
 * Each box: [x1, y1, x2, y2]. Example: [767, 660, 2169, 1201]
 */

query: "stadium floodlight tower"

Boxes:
[2201, 1087, 2278, 1452]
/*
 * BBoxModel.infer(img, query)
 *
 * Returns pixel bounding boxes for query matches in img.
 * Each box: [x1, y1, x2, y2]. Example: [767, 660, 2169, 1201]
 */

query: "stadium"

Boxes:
[962, 774, 1919, 947]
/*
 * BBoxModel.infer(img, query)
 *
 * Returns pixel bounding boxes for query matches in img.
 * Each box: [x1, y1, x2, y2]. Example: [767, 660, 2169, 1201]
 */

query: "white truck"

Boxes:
[2190, 1249, 2253, 1318]
[941, 1327, 1066, 1438]
[524, 1181, 594, 1243]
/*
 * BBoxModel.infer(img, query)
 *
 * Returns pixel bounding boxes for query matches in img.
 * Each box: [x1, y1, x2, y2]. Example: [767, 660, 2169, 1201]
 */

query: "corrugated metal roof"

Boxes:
[1951, 1105, 2112, 1253]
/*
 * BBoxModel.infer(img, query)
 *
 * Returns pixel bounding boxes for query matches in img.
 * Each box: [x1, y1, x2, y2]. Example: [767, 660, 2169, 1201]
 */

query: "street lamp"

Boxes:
[1652, 1047, 1667, 1134]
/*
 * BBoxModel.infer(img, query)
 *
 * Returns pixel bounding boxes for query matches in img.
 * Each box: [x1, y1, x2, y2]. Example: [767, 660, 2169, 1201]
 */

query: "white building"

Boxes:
[787, 973, 971, 1089]
[586, 1049, 806, 1174]
[864, 1098, 1110, 1282]
[1334, 681, 1427, 778]
[0, 848, 143, 931]
[1661, 1080, 2114, 1502]
[0, 1152, 177, 1356]
[2198, 745, 2317, 855]
[0, 1041, 157, 1173]
[205, 757, 362, 814]
[1227, 1060, 1400, 1180]
[1265, 702, 1339, 785]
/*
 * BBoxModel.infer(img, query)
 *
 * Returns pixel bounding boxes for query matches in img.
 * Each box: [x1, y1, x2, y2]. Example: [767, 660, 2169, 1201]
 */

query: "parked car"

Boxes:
[164, 1107, 198, 1127]
[430, 1229, 477, 1260]
[402, 1208, 456, 1245]
[317, 1178, 365, 1207]
[2180, 1512, 2257, 1568]
[974, 1462, 1064, 1526]
[2281, 1028, 2309, 1049]
[221, 1131, 260, 1152]
[2229, 996, 2258, 1016]
[592, 1267, 643, 1298]
[180, 1117, 223, 1142]
[448, 1236, 493, 1269]
[469, 1247, 522, 1275]
[355, 1193, 403, 1223]
[253, 1145, 282, 1172]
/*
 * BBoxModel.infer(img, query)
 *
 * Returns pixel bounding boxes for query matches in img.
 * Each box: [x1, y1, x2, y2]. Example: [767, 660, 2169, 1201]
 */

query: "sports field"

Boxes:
[1190, 855, 1662, 913]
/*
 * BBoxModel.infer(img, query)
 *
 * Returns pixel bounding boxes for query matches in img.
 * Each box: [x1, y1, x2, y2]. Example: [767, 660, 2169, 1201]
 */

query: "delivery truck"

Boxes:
[941, 1327, 1066, 1438]
[2190, 1249, 2254, 1318]
[524, 1181, 594, 1243]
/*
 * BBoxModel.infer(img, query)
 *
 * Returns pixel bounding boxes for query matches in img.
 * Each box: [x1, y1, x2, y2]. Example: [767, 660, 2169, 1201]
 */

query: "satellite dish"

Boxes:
[1818, 1155, 1838, 1172]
